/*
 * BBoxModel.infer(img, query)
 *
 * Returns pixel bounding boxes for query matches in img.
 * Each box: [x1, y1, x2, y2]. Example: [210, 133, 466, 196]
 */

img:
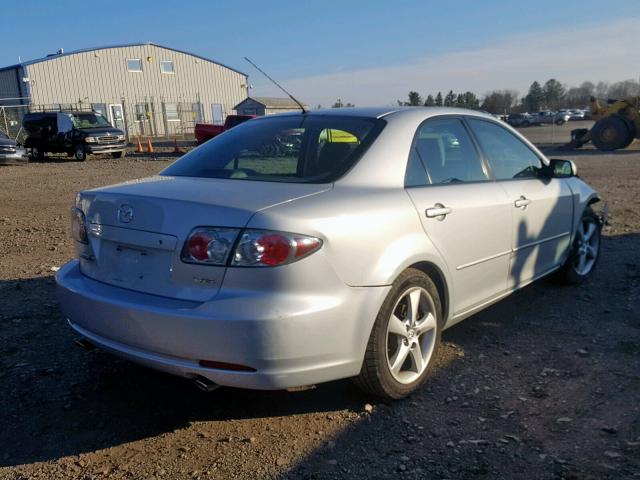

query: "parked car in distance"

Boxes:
[23, 111, 126, 161]
[569, 110, 586, 120]
[194, 114, 255, 144]
[56, 107, 603, 400]
[529, 110, 570, 126]
[507, 113, 533, 127]
[0, 130, 28, 164]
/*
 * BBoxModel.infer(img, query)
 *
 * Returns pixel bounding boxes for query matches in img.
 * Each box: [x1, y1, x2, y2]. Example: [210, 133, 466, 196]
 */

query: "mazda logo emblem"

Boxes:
[118, 204, 134, 223]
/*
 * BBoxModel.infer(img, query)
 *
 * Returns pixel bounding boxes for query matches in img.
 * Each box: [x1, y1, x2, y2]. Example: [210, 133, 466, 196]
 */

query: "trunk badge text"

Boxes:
[118, 204, 134, 223]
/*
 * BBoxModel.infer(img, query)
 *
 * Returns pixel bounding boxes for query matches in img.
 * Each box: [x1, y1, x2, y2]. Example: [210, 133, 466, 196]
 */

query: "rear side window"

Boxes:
[408, 117, 487, 185]
[467, 119, 543, 180]
[162, 115, 384, 183]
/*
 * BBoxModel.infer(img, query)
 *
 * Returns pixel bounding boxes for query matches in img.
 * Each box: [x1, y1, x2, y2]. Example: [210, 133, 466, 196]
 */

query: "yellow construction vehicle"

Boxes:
[570, 96, 640, 151]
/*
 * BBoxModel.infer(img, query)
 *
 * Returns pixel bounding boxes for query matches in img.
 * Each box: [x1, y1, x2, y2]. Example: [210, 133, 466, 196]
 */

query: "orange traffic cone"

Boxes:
[146, 138, 154, 153]
[136, 136, 143, 153]
[173, 138, 182, 154]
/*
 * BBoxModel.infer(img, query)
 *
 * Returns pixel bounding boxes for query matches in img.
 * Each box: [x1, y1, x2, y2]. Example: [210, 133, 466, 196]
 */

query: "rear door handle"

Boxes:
[514, 196, 532, 209]
[425, 205, 452, 218]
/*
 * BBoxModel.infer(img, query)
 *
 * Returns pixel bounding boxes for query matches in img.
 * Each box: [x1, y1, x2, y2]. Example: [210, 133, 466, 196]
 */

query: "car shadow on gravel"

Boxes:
[278, 232, 640, 479]
[0, 276, 367, 468]
[0, 234, 638, 477]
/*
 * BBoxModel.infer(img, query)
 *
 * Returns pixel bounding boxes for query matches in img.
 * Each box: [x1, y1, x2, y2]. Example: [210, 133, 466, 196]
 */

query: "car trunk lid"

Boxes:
[76, 176, 331, 301]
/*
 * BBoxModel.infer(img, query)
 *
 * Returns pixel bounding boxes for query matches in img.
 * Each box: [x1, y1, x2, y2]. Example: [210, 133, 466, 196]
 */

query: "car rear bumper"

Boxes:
[56, 260, 389, 389]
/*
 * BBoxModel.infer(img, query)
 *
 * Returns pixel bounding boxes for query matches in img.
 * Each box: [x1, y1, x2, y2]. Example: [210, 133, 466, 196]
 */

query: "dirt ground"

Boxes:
[0, 128, 639, 480]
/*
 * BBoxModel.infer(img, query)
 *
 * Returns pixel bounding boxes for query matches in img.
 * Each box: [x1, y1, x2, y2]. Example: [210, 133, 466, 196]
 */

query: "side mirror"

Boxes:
[548, 158, 577, 178]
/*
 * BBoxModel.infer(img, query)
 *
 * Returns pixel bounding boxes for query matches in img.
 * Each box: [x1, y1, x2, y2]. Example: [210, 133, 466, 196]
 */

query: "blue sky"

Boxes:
[2, 0, 639, 105]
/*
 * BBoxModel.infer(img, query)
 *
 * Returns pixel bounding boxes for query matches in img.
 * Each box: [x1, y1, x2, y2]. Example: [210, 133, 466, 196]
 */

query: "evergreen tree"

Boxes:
[524, 81, 544, 112]
[435, 92, 443, 106]
[407, 91, 423, 106]
[455, 93, 465, 107]
[463, 91, 480, 109]
[444, 90, 456, 107]
[424, 94, 435, 106]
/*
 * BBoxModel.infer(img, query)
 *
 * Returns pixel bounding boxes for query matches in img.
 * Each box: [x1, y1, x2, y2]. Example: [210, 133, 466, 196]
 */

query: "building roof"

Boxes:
[237, 97, 308, 109]
[0, 42, 247, 76]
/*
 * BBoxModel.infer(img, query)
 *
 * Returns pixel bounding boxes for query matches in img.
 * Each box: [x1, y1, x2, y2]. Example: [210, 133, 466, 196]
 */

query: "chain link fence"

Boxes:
[0, 97, 206, 142]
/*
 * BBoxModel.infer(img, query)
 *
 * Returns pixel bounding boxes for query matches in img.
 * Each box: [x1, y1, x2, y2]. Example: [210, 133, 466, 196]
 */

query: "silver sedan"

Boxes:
[56, 107, 603, 399]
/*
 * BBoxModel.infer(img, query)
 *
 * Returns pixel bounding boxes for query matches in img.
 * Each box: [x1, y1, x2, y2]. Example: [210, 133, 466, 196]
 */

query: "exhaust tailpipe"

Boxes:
[193, 376, 220, 392]
[75, 338, 96, 351]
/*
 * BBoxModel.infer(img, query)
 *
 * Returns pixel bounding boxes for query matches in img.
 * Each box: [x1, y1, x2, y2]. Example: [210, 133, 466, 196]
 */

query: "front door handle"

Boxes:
[425, 205, 452, 218]
[514, 196, 532, 209]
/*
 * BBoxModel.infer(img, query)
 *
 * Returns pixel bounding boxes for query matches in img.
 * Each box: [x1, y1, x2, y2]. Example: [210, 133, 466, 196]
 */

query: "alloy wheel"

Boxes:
[573, 217, 600, 276]
[386, 287, 437, 384]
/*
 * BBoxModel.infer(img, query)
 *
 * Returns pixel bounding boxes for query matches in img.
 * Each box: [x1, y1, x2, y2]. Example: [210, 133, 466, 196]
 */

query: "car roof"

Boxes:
[267, 106, 498, 121]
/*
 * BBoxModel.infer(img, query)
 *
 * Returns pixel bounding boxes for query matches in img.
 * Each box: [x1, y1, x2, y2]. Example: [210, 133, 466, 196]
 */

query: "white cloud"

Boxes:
[250, 18, 640, 106]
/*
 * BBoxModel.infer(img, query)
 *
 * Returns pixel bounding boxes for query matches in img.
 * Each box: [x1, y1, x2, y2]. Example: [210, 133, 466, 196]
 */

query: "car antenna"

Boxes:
[244, 57, 307, 114]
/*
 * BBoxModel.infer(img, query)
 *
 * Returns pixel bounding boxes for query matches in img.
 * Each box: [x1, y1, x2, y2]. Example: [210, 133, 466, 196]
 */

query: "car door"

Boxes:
[466, 118, 573, 289]
[404, 116, 512, 316]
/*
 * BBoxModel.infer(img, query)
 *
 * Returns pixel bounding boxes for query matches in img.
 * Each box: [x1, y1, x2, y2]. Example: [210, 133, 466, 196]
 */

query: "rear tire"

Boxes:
[74, 146, 87, 162]
[555, 119, 565, 126]
[557, 207, 601, 284]
[353, 268, 442, 400]
[591, 117, 633, 151]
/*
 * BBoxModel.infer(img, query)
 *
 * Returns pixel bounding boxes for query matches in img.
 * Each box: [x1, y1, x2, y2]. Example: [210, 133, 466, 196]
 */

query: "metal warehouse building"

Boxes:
[0, 42, 248, 138]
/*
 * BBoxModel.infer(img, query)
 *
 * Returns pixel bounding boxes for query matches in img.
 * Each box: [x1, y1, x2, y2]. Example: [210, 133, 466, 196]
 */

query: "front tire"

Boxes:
[74, 146, 87, 161]
[557, 207, 601, 284]
[30, 146, 44, 160]
[354, 268, 442, 400]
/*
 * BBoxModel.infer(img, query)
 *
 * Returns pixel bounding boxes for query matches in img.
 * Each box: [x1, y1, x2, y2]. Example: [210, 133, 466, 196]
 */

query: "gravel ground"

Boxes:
[0, 134, 639, 480]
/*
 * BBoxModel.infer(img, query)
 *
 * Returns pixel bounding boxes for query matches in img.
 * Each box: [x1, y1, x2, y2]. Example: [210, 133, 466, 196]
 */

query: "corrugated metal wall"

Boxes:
[27, 44, 247, 137]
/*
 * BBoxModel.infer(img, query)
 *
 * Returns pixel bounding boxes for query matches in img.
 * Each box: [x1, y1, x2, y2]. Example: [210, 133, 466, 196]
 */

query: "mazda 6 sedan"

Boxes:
[56, 107, 603, 399]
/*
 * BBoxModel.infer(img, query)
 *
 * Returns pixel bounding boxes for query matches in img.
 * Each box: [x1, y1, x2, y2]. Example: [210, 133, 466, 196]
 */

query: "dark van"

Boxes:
[23, 111, 127, 161]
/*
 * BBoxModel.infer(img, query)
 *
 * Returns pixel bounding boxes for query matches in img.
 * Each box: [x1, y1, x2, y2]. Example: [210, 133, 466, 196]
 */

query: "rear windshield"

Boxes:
[71, 113, 111, 129]
[162, 115, 385, 183]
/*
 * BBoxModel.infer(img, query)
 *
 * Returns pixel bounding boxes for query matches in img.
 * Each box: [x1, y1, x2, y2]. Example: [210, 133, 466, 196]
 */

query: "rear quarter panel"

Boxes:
[247, 185, 451, 292]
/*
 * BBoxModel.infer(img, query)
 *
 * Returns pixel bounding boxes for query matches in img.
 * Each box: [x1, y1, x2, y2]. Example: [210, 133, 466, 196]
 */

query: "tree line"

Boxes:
[396, 78, 640, 115]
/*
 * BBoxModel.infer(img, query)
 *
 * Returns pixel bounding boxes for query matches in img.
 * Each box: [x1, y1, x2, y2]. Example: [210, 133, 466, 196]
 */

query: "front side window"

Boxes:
[70, 113, 111, 129]
[467, 118, 543, 180]
[162, 115, 384, 183]
[127, 59, 142, 72]
[160, 60, 174, 74]
[409, 117, 487, 185]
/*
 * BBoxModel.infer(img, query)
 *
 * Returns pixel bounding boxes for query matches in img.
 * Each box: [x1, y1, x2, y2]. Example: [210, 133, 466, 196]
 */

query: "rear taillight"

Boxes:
[181, 228, 239, 265]
[232, 230, 322, 267]
[181, 228, 322, 267]
[71, 208, 88, 244]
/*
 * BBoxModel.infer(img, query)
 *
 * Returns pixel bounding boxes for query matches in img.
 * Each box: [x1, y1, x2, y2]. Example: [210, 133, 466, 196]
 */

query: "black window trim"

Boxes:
[404, 114, 493, 189]
[462, 116, 546, 183]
